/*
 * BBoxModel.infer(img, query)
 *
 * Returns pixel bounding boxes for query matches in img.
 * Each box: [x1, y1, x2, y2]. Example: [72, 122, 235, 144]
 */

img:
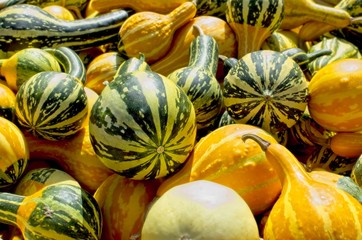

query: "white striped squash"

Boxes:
[223, 50, 308, 141]
[89, 70, 197, 180]
[15, 71, 88, 140]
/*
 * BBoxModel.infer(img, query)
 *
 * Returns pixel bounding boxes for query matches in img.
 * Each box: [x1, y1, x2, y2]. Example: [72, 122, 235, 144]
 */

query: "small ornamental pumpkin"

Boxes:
[142, 180, 260, 240]
[308, 58, 362, 132]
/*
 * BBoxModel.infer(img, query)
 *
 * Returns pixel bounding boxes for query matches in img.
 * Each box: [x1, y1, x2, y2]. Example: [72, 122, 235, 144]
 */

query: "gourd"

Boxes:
[0, 81, 16, 122]
[0, 4, 130, 55]
[330, 132, 362, 158]
[114, 53, 151, 77]
[261, 30, 307, 52]
[242, 134, 362, 239]
[44, 46, 87, 85]
[89, 70, 197, 180]
[0, 48, 61, 92]
[15, 71, 88, 140]
[225, 0, 284, 58]
[88, 0, 188, 14]
[298, 0, 359, 40]
[351, 154, 362, 187]
[118, 2, 197, 64]
[308, 58, 362, 132]
[0, 184, 102, 239]
[194, 0, 228, 18]
[93, 173, 160, 240]
[42, 5, 76, 20]
[22, 87, 113, 193]
[157, 124, 281, 215]
[167, 25, 223, 131]
[307, 37, 362, 76]
[0, 117, 29, 189]
[85, 52, 126, 94]
[223, 50, 309, 141]
[306, 145, 358, 175]
[142, 180, 260, 240]
[151, 15, 237, 76]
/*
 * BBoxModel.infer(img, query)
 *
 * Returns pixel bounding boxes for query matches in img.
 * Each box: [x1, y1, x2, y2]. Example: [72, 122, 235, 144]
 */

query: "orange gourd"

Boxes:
[308, 58, 362, 132]
[118, 2, 197, 63]
[330, 131, 362, 158]
[242, 134, 362, 239]
[42, 5, 75, 20]
[93, 174, 160, 240]
[151, 15, 237, 76]
[157, 124, 281, 215]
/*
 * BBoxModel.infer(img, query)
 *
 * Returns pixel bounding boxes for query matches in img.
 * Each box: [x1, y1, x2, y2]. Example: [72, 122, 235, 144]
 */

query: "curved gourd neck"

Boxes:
[242, 134, 311, 185]
[0, 192, 24, 226]
[188, 24, 219, 75]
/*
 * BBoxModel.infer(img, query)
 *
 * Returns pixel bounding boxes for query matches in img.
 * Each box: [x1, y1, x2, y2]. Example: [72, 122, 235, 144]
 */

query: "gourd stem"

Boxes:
[306, 49, 332, 62]
[242, 134, 311, 185]
[0, 192, 23, 227]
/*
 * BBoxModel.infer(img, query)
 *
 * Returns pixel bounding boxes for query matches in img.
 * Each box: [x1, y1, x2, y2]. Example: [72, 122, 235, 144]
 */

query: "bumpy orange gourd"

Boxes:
[308, 58, 362, 132]
[157, 124, 281, 215]
[151, 15, 237, 76]
[93, 174, 160, 240]
[242, 134, 362, 239]
[118, 2, 197, 63]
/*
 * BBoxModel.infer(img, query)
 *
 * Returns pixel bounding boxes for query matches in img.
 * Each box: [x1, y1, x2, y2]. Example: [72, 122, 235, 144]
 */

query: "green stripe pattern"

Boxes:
[89, 70, 197, 180]
[0, 184, 101, 239]
[225, 0, 284, 32]
[0, 4, 130, 54]
[15, 71, 88, 140]
[223, 50, 308, 136]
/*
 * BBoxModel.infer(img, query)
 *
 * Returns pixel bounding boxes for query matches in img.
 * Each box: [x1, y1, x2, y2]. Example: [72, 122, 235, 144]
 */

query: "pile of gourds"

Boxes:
[0, 0, 362, 239]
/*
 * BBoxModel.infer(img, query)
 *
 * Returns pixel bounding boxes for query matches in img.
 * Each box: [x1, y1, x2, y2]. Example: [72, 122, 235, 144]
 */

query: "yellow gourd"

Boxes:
[242, 134, 362, 239]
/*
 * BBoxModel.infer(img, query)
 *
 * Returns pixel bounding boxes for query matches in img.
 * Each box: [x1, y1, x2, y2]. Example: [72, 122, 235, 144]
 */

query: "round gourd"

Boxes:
[0, 81, 16, 122]
[156, 123, 281, 215]
[0, 117, 29, 188]
[308, 58, 362, 132]
[15, 71, 88, 140]
[89, 70, 197, 180]
[142, 180, 260, 240]
[223, 50, 309, 139]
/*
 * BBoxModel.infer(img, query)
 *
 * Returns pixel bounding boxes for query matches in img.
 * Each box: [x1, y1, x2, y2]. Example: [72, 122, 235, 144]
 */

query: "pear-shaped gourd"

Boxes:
[0, 184, 102, 239]
[167, 25, 223, 131]
[118, 2, 197, 63]
[225, 0, 284, 58]
[242, 134, 362, 239]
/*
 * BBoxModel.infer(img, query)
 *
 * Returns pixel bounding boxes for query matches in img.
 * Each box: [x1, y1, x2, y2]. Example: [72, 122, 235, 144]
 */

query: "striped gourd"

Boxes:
[44, 46, 87, 85]
[0, 117, 29, 188]
[223, 50, 309, 140]
[351, 154, 362, 187]
[0, 184, 102, 239]
[93, 173, 160, 240]
[194, 0, 228, 18]
[0, 81, 16, 122]
[225, 0, 284, 58]
[307, 37, 362, 76]
[261, 30, 307, 52]
[89, 70, 197, 180]
[113, 53, 151, 78]
[1, 0, 88, 11]
[243, 134, 362, 239]
[15, 71, 88, 140]
[0, 4, 130, 55]
[218, 110, 236, 127]
[306, 145, 358, 175]
[0, 48, 61, 92]
[167, 25, 223, 131]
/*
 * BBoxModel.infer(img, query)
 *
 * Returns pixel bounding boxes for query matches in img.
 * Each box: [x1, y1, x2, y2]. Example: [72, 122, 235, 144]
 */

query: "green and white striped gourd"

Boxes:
[225, 0, 284, 58]
[167, 25, 223, 131]
[0, 4, 130, 55]
[113, 53, 151, 79]
[89, 70, 197, 180]
[223, 50, 309, 140]
[0, 184, 102, 239]
[306, 145, 359, 176]
[0, 48, 61, 92]
[307, 37, 362, 76]
[15, 71, 88, 140]
[351, 154, 362, 187]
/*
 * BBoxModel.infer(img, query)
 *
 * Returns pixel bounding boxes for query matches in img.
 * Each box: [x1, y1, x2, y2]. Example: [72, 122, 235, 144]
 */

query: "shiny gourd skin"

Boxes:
[0, 116, 29, 189]
[243, 134, 362, 240]
[118, 2, 197, 64]
[0, 81, 16, 122]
